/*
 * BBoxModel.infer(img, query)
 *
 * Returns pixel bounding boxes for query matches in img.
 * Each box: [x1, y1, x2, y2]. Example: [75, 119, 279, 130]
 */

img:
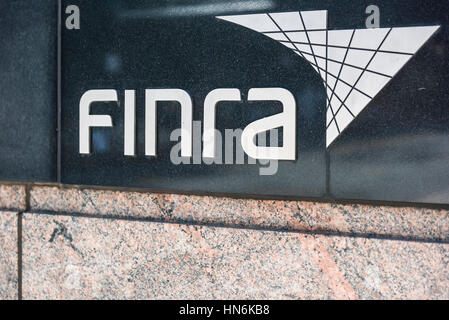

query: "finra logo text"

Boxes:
[79, 88, 297, 161]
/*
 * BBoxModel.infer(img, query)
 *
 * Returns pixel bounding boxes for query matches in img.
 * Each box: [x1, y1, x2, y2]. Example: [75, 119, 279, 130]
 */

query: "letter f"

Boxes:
[79, 89, 118, 154]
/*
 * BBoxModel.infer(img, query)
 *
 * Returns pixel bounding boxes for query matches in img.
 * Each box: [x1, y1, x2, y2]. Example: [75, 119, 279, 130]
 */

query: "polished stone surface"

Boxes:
[30, 186, 449, 242]
[0, 0, 57, 182]
[325, 1, 449, 205]
[0, 185, 26, 211]
[22, 213, 448, 299]
[59, 0, 449, 204]
[0, 211, 18, 300]
[61, 0, 328, 197]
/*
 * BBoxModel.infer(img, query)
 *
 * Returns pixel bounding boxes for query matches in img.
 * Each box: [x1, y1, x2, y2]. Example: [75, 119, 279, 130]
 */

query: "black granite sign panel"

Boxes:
[60, 0, 449, 204]
[0, 0, 57, 182]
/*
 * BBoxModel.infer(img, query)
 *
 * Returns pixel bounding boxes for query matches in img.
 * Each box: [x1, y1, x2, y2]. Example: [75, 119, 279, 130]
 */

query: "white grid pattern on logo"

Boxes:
[217, 11, 440, 147]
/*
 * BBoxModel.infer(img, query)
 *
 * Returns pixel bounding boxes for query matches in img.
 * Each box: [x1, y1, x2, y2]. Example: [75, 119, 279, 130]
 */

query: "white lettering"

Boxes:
[79, 89, 117, 154]
[241, 88, 296, 160]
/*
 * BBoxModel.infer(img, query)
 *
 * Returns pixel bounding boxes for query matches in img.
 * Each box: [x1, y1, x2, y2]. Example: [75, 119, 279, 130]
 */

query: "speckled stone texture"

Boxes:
[0, 184, 25, 211]
[22, 213, 448, 300]
[30, 186, 449, 242]
[0, 211, 18, 300]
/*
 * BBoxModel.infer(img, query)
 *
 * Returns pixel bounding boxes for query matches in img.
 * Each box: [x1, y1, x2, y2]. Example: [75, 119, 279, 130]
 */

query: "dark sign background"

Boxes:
[0, 1, 57, 182]
[60, 0, 449, 204]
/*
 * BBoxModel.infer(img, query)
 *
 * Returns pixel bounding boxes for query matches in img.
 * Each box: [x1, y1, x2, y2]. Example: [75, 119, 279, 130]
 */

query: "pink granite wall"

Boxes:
[0, 183, 448, 299]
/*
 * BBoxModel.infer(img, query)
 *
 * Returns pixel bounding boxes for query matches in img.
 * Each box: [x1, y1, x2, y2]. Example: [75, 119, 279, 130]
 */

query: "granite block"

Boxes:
[0, 184, 26, 211]
[30, 186, 449, 242]
[22, 213, 449, 300]
[0, 211, 18, 300]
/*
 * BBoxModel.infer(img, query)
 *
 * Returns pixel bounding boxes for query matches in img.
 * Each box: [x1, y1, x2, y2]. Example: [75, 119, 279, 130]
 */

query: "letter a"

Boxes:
[241, 88, 296, 160]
